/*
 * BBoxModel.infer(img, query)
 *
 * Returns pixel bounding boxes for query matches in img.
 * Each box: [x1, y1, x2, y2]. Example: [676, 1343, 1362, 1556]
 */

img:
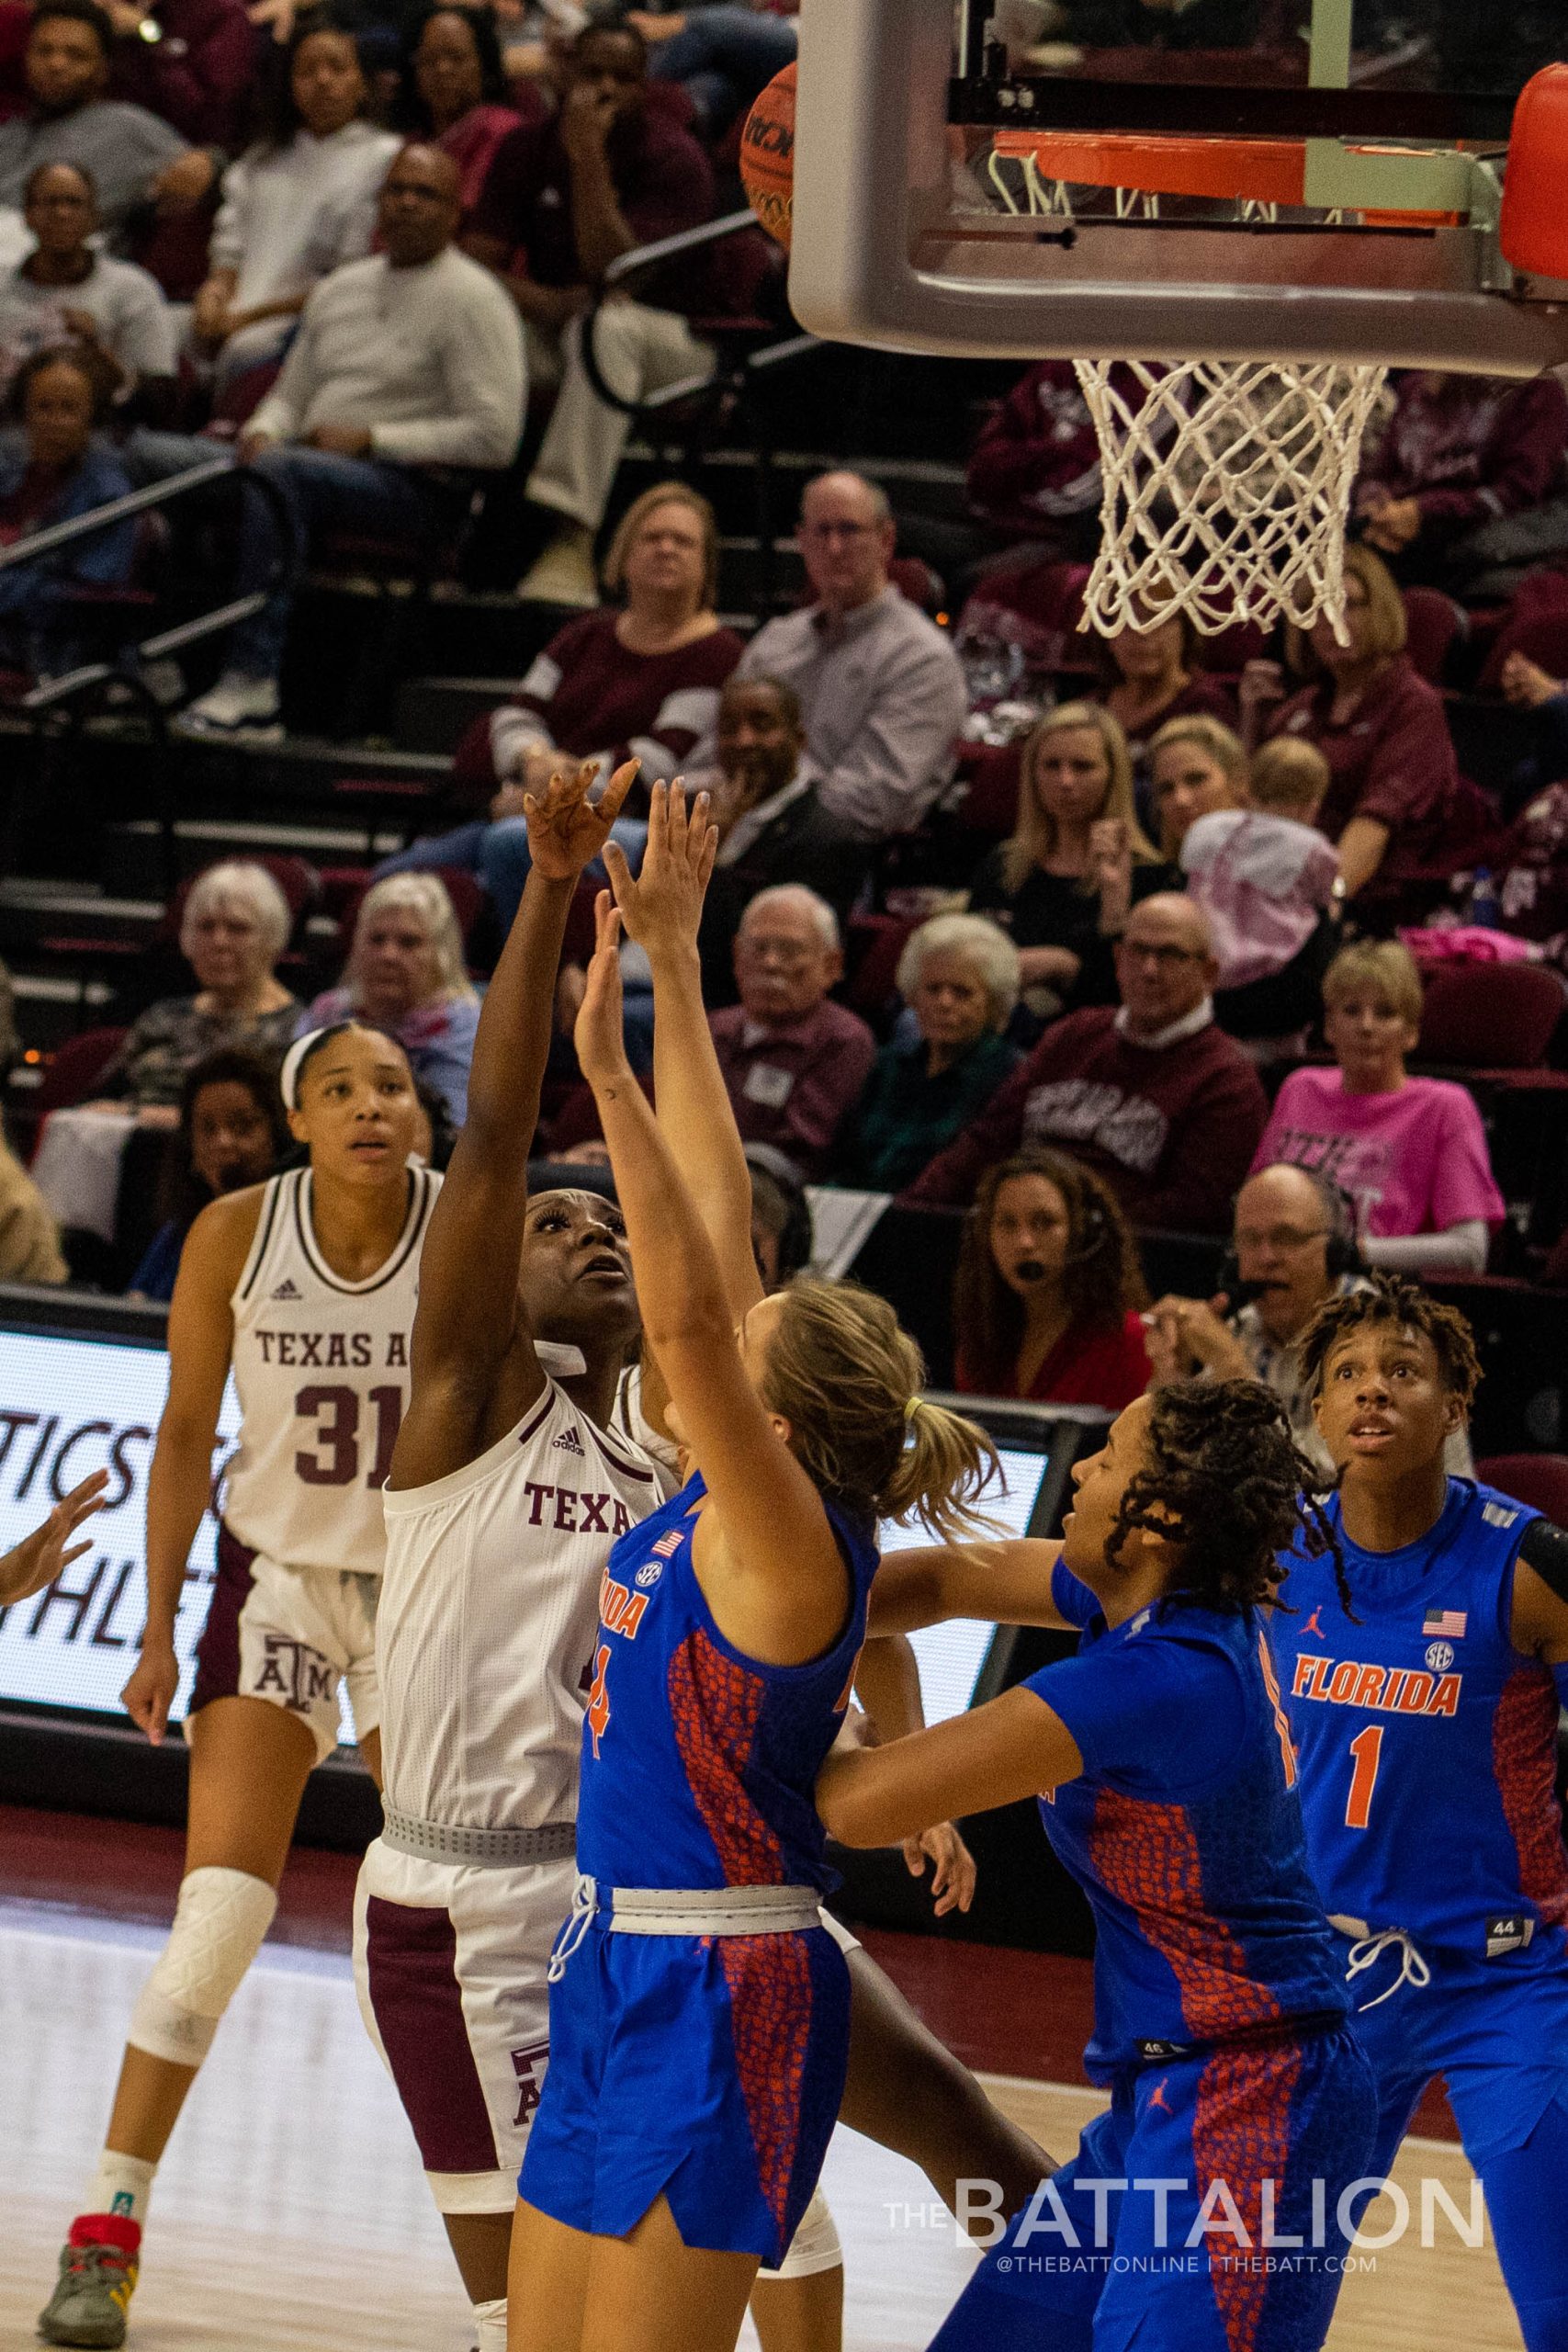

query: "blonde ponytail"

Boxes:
[883, 1396, 1002, 1541]
[761, 1277, 1001, 1539]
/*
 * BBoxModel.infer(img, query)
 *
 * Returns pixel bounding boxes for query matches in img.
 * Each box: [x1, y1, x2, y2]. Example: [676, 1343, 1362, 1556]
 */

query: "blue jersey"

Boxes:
[1271, 1477, 1568, 1961]
[1031, 1559, 1348, 2081]
[576, 1472, 879, 1894]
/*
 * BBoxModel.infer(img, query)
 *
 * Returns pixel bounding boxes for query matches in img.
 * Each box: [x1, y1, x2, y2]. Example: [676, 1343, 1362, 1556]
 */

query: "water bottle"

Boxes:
[1467, 867, 1501, 929]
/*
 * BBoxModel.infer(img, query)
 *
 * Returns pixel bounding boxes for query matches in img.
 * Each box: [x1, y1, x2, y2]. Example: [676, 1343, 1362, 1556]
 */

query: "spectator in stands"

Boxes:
[1142, 1160, 1474, 1480]
[1353, 368, 1568, 598]
[0, 0, 216, 236]
[733, 469, 967, 844]
[128, 1045, 288, 1299]
[905, 892, 1269, 1235]
[1238, 542, 1461, 900]
[966, 702, 1175, 1017]
[176, 142, 525, 740]
[385, 481, 741, 923]
[190, 17, 399, 407]
[709, 884, 876, 1179]
[466, 22, 717, 607]
[0, 163, 176, 420]
[964, 359, 1109, 560]
[1097, 609, 1236, 765]
[0, 1125, 68, 1283]
[305, 871, 479, 1123]
[1252, 937, 1504, 1274]
[835, 913, 1021, 1193]
[1146, 713, 1248, 860]
[106, 0, 257, 155]
[1500, 647, 1568, 812]
[952, 1146, 1150, 1408]
[745, 1139, 813, 1288]
[639, 5, 795, 138]
[1181, 732, 1340, 1046]
[397, 4, 529, 218]
[101, 860, 300, 1112]
[0, 344, 136, 677]
[696, 673, 871, 1001]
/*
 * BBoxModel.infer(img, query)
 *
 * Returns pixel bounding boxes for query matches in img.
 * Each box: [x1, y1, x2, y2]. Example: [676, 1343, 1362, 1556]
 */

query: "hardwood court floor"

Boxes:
[0, 1899, 1522, 2352]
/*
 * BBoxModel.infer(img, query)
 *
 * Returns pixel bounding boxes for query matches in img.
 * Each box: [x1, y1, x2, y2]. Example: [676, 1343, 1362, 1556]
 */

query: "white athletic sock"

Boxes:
[82, 2151, 157, 2228]
[472, 2295, 507, 2351]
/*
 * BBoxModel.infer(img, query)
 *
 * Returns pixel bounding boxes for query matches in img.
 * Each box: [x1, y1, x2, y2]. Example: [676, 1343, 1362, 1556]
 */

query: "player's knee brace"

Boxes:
[471, 2297, 507, 2351]
[127, 1868, 277, 2066]
[770, 2185, 843, 2279]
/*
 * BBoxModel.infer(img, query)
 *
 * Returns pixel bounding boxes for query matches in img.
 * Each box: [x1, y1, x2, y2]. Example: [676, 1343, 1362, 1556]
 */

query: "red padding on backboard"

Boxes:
[1501, 65, 1568, 279]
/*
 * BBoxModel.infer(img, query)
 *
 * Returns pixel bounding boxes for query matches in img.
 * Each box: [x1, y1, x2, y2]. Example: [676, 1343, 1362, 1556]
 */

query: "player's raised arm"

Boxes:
[604, 781, 761, 1323]
[868, 1537, 1071, 1636]
[573, 892, 850, 1662]
[818, 1687, 1087, 1849]
[393, 762, 635, 1490]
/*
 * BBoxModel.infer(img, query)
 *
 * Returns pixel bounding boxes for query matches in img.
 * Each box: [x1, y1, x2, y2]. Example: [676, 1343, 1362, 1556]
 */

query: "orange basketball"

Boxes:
[740, 61, 796, 252]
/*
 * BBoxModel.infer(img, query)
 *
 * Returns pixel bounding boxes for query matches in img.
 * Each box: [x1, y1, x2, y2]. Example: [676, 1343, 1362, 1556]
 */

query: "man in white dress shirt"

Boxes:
[179, 142, 525, 740]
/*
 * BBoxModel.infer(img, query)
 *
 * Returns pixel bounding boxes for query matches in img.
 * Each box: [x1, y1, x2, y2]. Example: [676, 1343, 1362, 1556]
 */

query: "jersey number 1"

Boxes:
[1345, 1724, 1383, 1831]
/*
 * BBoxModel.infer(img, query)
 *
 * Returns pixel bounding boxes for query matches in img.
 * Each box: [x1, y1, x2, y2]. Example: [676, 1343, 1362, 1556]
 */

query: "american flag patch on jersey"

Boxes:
[651, 1531, 682, 1558]
[1423, 1609, 1467, 1638]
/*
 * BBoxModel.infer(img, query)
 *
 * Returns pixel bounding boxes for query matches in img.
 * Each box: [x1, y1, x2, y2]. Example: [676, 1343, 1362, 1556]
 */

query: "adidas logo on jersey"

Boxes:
[271, 1278, 303, 1301]
[554, 1426, 585, 1457]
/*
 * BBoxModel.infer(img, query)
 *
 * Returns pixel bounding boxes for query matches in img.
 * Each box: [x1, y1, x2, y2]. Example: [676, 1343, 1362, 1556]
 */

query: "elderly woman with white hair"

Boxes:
[102, 861, 300, 1114]
[835, 912, 1023, 1193]
[32, 860, 299, 1267]
[302, 871, 479, 1125]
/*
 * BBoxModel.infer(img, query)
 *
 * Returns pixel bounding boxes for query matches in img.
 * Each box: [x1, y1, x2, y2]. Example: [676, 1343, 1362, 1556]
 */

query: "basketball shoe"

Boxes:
[38, 2214, 141, 2347]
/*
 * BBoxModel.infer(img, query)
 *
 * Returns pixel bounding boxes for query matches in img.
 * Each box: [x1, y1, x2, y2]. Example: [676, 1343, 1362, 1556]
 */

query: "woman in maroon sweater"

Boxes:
[378, 482, 744, 924]
[1239, 542, 1461, 902]
[952, 1147, 1150, 1408]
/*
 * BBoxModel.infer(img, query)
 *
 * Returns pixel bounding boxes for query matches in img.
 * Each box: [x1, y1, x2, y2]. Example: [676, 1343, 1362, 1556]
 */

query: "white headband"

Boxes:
[280, 1025, 343, 1111]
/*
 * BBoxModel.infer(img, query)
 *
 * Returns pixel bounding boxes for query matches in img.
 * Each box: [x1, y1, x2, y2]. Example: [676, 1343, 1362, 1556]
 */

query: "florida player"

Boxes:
[1275, 1275, 1568, 2352]
[818, 1381, 1379, 2352]
[512, 875, 999, 2352]
[40, 1023, 435, 2350]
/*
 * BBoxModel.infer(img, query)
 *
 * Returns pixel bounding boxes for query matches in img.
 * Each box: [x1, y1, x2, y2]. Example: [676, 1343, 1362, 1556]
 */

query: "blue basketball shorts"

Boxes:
[517, 1913, 850, 2268]
[1343, 1927, 1568, 2352]
[930, 2023, 1377, 2352]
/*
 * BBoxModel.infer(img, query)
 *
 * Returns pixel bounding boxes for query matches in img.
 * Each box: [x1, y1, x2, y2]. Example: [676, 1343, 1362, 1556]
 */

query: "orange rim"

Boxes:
[991, 130, 1461, 222]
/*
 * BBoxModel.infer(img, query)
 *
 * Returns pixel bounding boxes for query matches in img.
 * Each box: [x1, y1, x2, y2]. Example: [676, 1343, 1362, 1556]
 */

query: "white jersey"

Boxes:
[611, 1361, 683, 1501]
[223, 1164, 440, 1577]
[378, 1376, 660, 1831]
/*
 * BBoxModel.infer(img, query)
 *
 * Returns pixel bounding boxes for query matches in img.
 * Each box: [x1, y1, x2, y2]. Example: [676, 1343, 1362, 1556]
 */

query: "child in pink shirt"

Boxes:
[1252, 937, 1504, 1273]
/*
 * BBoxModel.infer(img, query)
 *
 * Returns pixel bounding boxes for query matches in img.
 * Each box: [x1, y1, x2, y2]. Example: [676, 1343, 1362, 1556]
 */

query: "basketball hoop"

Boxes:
[1072, 356, 1387, 640]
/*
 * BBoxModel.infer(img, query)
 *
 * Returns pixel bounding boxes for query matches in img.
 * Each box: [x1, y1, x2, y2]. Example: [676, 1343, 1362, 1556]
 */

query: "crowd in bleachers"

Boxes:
[0, 0, 1566, 1459]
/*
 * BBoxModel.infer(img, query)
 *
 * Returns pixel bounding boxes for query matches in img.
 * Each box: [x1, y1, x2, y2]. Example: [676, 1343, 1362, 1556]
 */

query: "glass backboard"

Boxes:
[787, 0, 1568, 371]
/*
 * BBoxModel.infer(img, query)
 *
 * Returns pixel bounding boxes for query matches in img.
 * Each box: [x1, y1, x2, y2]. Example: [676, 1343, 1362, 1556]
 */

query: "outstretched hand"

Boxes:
[524, 759, 637, 883]
[603, 778, 716, 961]
[573, 890, 631, 1091]
[0, 1469, 109, 1608]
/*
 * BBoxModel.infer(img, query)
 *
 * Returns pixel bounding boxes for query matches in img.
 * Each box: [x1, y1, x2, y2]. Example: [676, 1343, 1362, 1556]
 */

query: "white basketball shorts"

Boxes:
[190, 1525, 378, 1764]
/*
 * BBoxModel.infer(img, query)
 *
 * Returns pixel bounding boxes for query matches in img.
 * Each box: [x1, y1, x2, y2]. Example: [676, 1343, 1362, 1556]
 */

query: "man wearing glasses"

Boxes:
[733, 469, 966, 845]
[906, 894, 1267, 1234]
[1142, 1159, 1473, 1479]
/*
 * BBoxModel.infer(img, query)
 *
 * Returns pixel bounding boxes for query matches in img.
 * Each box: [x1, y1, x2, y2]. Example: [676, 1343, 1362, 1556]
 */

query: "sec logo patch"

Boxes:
[1425, 1640, 1455, 1674]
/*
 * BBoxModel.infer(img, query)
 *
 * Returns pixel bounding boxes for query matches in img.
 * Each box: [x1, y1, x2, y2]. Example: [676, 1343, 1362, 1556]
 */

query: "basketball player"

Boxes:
[511, 875, 1000, 2352]
[39, 1023, 435, 2350]
[818, 1381, 1380, 2352]
[356, 770, 1044, 2352]
[0, 1470, 108, 1606]
[1274, 1275, 1568, 2352]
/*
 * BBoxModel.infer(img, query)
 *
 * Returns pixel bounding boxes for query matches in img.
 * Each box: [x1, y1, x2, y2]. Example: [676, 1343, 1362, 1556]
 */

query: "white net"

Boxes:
[1074, 357, 1389, 638]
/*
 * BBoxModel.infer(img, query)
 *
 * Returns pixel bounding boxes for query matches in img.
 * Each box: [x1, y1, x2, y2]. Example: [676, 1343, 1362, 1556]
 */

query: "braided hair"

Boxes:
[1295, 1273, 1482, 1412]
[1107, 1380, 1349, 1617]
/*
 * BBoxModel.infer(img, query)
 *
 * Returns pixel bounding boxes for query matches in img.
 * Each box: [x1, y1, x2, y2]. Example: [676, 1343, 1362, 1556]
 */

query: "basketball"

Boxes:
[740, 61, 796, 252]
